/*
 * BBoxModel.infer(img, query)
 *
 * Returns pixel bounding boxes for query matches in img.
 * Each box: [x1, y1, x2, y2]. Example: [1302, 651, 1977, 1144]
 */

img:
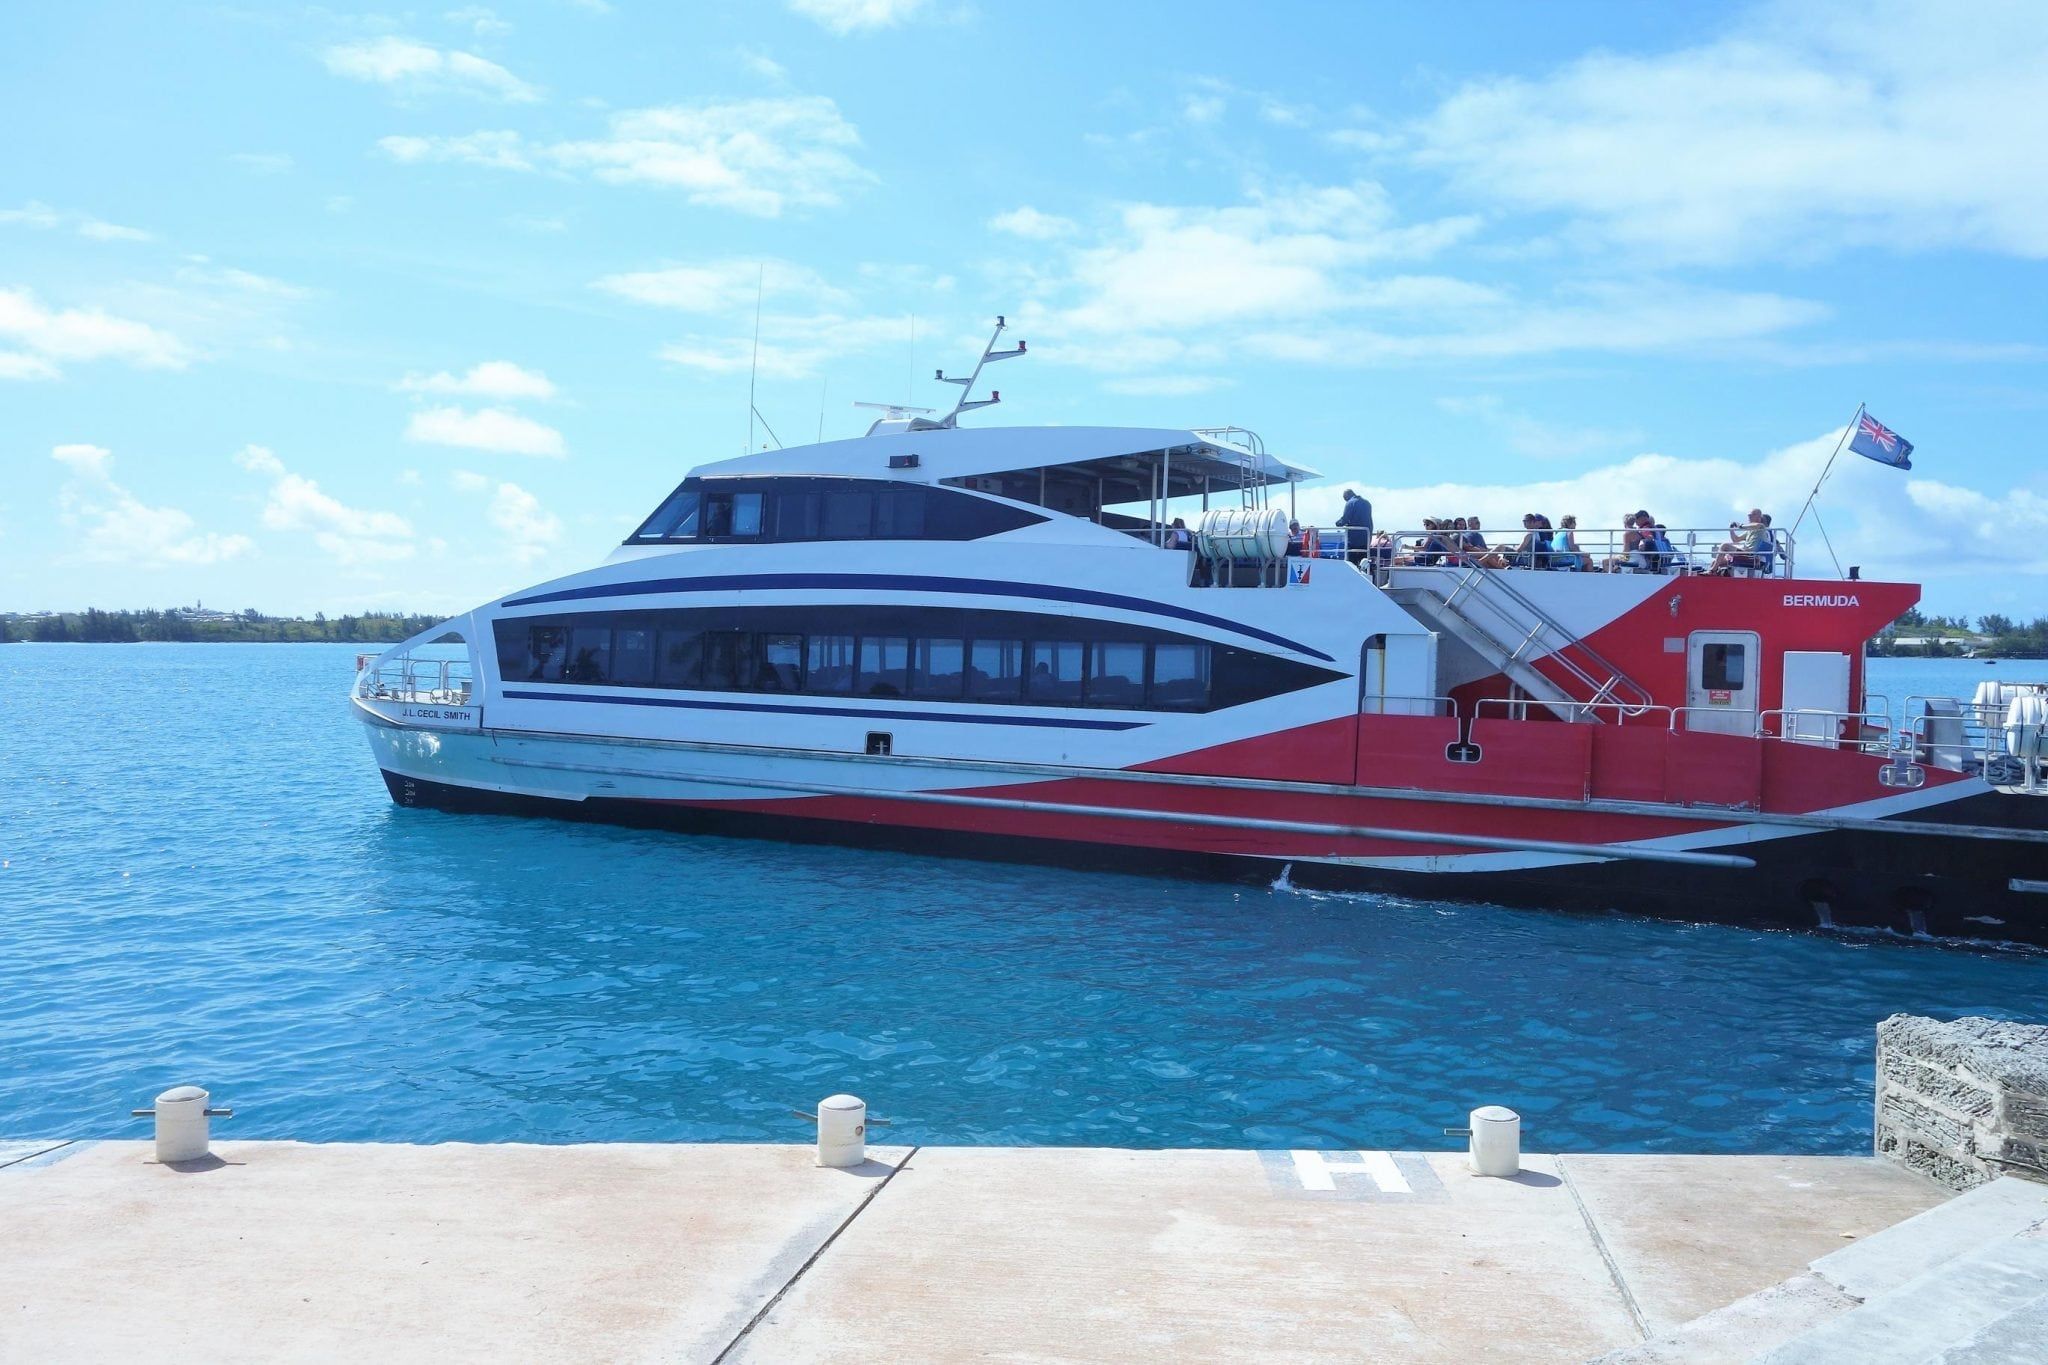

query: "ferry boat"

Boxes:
[353, 321, 2048, 946]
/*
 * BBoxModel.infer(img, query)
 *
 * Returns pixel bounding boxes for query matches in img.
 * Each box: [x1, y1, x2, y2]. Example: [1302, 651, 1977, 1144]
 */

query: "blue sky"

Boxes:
[3, 0, 2044, 617]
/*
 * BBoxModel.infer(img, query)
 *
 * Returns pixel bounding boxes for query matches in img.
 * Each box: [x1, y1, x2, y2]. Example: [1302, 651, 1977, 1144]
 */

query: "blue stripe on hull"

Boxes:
[500, 571, 1336, 662]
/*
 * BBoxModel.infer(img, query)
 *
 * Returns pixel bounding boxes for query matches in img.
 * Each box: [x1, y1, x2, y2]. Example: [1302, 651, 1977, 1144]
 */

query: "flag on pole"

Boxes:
[1848, 412, 1913, 469]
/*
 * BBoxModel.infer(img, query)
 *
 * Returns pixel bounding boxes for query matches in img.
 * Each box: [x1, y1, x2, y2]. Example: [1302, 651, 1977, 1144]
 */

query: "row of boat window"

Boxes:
[490, 608, 1345, 712]
[628, 477, 1046, 545]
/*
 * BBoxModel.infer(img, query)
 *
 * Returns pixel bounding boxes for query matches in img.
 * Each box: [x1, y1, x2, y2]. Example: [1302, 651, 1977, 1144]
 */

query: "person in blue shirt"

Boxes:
[1337, 489, 1373, 566]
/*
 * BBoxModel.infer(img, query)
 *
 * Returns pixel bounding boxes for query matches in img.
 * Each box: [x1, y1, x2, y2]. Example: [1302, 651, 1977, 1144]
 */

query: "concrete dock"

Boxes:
[6, 1137, 2011, 1363]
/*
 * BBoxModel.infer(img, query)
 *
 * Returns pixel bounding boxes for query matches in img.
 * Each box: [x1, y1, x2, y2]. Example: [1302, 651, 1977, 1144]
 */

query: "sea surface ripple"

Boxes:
[2, 644, 2042, 1150]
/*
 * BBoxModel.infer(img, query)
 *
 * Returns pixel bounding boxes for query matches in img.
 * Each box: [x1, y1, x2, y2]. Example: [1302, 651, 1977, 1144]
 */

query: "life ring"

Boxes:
[1301, 527, 1320, 558]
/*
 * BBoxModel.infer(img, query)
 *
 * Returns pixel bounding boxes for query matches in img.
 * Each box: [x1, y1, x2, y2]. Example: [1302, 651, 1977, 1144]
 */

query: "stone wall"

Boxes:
[1875, 1014, 2048, 1191]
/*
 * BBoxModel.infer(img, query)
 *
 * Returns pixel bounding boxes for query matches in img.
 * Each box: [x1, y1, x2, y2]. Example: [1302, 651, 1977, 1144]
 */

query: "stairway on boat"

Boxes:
[1387, 566, 1653, 722]
[1596, 1175, 2048, 1364]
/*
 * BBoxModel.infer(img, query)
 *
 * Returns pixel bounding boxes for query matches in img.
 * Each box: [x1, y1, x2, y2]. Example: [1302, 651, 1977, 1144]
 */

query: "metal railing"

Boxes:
[1474, 697, 1674, 727]
[1426, 565, 1656, 714]
[355, 653, 474, 706]
[1354, 525, 1798, 582]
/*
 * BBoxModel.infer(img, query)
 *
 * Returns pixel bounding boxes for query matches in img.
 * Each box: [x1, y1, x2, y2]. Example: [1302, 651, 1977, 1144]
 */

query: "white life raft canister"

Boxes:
[2005, 690, 2047, 761]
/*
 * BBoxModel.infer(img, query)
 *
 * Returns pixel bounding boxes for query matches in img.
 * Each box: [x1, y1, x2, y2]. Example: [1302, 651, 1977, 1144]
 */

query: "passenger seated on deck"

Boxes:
[1510, 514, 1553, 568]
[1465, 516, 1494, 564]
[1643, 520, 1675, 573]
[1370, 530, 1394, 572]
[1601, 515, 1645, 573]
[1553, 515, 1588, 570]
[1712, 509, 1770, 574]
[1169, 516, 1192, 550]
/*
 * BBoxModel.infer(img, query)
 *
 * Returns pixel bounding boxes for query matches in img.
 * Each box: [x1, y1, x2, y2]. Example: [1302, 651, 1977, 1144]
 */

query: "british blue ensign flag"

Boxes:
[1849, 412, 1913, 470]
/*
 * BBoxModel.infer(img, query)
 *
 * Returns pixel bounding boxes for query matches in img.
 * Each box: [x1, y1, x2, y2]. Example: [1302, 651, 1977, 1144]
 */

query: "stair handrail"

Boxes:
[1434, 567, 1657, 714]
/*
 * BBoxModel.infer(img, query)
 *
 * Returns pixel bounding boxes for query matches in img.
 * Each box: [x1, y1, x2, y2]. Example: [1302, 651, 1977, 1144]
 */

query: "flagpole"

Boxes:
[1791, 401, 1862, 538]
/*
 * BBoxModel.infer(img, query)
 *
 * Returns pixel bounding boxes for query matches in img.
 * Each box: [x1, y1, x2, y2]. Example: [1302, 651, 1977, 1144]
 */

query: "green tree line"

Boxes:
[1871, 607, 2048, 658]
[2, 608, 441, 644]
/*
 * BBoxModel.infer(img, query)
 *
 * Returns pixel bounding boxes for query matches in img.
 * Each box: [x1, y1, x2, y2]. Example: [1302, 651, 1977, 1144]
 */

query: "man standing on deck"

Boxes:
[1337, 489, 1373, 567]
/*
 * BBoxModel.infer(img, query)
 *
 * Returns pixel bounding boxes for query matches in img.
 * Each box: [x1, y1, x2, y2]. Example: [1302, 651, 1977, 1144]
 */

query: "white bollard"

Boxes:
[816, 1094, 866, 1168]
[132, 1085, 233, 1163]
[1468, 1105, 1521, 1178]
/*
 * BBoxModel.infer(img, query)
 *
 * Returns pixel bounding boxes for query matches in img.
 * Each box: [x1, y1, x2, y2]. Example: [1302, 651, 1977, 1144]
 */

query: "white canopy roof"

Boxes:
[688, 425, 1318, 501]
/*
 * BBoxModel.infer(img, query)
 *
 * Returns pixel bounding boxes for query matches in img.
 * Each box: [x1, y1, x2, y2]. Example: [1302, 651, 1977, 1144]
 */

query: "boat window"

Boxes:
[1150, 643, 1208, 710]
[703, 631, 751, 689]
[1701, 642, 1747, 690]
[875, 487, 927, 539]
[759, 634, 803, 692]
[775, 489, 820, 540]
[568, 626, 611, 683]
[822, 490, 873, 539]
[856, 636, 910, 696]
[806, 635, 856, 693]
[1086, 642, 1145, 708]
[493, 607, 1346, 714]
[633, 487, 701, 540]
[520, 625, 568, 681]
[1028, 641, 1084, 703]
[967, 639, 1024, 701]
[912, 638, 965, 698]
[628, 478, 1046, 545]
[613, 627, 656, 686]
[657, 630, 703, 688]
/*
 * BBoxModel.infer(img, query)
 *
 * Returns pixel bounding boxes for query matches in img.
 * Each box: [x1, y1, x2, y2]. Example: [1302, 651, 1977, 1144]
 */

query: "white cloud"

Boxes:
[737, 47, 788, 83]
[449, 471, 561, 563]
[1410, 3, 2048, 262]
[389, 96, 873, 216]
[0, 202, 62, 229]
[322, 37, 540, 103]
[1435, 394, 1642, 461]
[787, 0, 927, 33]
[406, 405, 566, 456]
[52, 442, 112, 480]
[399, 360, 557, 400]
[233, 443, 285, 476]
[0, 351, 60, 381]
[655, 312, 914, 381]
[593, 258, 846, 312]
[547, 97, 870, 214]
[988, 206, 1077, 240]
[1296, 425, 2048, 581]
[52, 444, 254, 566]
[76, 218, 152, 242]
[0, 285, 195, 375]
[1003, 181, 1830, 373]
[2, 201, 152, 242]
[236, 445, 415, 564]
[446, 6, 510, 37]
[378, 130, 531, 171]
[174, 264, 310, 299]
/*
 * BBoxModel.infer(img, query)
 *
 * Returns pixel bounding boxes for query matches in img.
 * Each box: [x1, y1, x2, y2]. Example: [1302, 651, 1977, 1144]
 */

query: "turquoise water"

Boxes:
[1, 646, 2041, 1151]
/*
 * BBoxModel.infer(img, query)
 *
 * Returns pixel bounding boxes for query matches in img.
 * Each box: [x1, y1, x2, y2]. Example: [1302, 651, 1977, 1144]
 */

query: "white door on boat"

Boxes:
[1685, 630, 1761, 735]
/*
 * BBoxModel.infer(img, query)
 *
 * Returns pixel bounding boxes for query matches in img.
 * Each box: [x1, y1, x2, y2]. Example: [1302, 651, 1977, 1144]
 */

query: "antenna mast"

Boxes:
[933, 315, 1027, 428]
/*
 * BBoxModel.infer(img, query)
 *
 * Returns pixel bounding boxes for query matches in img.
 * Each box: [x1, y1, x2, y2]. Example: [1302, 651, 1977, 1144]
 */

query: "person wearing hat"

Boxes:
[1337, 488, 1373, 567]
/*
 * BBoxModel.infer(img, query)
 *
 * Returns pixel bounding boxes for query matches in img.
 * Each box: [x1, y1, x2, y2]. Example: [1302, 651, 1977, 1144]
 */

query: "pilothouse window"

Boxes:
[628, 478, 1043, 544]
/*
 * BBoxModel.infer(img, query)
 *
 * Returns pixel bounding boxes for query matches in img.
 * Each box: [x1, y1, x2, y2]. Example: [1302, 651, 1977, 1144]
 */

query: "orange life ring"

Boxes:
[1301, 527, 1321, 558]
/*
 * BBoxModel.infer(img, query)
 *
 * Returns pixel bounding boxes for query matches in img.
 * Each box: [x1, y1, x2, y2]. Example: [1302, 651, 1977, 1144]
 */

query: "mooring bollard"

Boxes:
[815, 1093, 866, 1169]
[131, 1085, 233, 1163]
[1467, 1105, 1521, 1177]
